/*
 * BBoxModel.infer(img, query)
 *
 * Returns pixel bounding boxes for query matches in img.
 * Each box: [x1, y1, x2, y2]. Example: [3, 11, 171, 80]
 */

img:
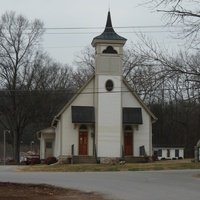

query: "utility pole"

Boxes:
[3, 130, 10, 165]
[30, 141, 34, 152]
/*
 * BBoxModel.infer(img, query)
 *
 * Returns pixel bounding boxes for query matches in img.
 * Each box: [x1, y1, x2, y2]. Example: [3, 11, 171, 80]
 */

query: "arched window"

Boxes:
[79, 125, 87, 130]
[102, 46, 117, 54]
[124, 125, 132, 131]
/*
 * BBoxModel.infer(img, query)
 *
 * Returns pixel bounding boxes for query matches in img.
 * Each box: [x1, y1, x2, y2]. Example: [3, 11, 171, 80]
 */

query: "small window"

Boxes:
[167, 149, 170, 157]
[102, 46, 117, 54]
[175, 149, 179, 157]
[105, 80, 114, 91]
[157, 149, 162, 157]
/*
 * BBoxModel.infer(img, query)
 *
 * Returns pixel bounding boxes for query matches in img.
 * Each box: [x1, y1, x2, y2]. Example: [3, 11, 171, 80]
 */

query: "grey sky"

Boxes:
[0, 0, 182, 65]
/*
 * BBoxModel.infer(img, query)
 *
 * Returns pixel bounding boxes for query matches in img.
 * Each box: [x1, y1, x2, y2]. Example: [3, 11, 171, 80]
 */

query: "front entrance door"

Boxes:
[79, 131, 88, 155]
[124, 131, 133, 156]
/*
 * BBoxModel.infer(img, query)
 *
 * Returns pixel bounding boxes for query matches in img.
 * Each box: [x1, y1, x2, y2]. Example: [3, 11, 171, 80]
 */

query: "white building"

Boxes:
[153, 147, 184, 160]
[38, 12, 157, 163]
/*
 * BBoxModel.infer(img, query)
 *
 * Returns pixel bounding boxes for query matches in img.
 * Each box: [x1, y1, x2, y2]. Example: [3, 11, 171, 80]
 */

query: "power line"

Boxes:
[42, 25, 183, 35]
[44, 30, 179, 35]
[0, 86, 199, 96]
[43, 25, 184, 30]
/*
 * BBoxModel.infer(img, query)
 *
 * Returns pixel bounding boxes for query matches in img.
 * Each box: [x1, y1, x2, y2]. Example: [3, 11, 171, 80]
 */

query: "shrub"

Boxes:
[24, 155, 40, 165]
[30, 158, 41, 165]
[45, 157, 57, 165]
[152, 155, 158, 161]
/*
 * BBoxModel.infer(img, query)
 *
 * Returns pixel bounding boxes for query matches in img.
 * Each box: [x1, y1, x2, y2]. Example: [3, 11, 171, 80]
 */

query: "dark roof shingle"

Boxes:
[92, 11, 127, 42]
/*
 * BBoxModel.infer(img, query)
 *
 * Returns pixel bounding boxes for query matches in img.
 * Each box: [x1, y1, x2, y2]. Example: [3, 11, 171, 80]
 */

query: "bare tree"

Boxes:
[145, 0, 200, 47]
[72, 46, 95, 88]
[133, 34, 200, 85]
[127, 34, 200, 155]
[0, 11, 44, 162]
[31, 53, 74, 90]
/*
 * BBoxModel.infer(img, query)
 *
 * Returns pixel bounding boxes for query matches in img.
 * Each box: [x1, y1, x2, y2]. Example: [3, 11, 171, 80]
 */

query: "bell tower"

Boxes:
[92, 11, 127, 160]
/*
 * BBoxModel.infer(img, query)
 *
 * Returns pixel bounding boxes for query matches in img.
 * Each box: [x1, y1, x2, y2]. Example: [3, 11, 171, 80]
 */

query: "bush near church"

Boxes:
[45, 156, 57, 165]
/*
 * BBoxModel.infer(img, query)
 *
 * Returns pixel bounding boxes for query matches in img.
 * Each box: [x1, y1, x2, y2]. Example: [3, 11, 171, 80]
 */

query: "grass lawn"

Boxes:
[18, 159, 200, 172]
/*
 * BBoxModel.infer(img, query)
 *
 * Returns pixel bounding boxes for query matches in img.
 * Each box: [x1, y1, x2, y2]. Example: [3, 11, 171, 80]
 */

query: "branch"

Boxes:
[157, 9, 200, 18]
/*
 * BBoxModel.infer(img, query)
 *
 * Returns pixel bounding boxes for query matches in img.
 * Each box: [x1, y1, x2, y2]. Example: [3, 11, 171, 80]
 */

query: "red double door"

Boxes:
[79, 130, 133, 156]
[124, 132, 133, 156]
[79, 131, 88, 155]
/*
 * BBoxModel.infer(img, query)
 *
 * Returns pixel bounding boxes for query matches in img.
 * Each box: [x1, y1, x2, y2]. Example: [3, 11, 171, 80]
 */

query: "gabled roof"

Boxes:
[36, 127, 55, 139]
[92, 11, 126, 46]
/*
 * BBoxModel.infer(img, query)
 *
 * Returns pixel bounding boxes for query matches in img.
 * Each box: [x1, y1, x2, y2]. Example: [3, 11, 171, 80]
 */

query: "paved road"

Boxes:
[0, 166, 200, 200]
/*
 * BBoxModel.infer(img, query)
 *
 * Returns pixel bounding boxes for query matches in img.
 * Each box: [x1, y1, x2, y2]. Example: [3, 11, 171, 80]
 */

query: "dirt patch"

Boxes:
[193, 173, 200, 178]
[0, 182, 108, 200]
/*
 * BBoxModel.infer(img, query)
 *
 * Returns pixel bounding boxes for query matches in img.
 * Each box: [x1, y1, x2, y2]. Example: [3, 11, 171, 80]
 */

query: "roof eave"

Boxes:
[91, 38, 127, 47]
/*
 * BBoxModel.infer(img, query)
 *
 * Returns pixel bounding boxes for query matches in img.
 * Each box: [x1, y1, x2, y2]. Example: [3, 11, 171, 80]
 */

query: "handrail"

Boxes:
[71, 144, 74, 164]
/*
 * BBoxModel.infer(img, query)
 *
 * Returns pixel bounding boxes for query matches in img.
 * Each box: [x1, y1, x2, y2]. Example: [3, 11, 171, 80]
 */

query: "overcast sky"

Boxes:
[0, 0, 183, 65]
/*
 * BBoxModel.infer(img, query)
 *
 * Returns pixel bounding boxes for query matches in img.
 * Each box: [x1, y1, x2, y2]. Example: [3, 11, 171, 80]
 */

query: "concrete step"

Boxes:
[72, 156, 97, 164]
[124, 156, 148, 163]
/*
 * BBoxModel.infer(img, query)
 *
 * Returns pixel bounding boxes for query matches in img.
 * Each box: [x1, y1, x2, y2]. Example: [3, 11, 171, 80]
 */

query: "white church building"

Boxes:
[38, 12, 157, 163]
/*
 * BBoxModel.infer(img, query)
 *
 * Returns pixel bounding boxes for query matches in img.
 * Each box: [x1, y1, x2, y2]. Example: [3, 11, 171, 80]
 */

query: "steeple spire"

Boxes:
[91, 11, 126, 47]
[104, 11, 114, 32]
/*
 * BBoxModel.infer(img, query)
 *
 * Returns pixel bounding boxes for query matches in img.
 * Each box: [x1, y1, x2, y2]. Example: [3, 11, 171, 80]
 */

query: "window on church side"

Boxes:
[102, 46, 118, 54]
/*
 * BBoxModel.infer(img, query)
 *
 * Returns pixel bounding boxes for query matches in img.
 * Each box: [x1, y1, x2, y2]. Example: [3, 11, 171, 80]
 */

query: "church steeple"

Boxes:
[104, 11, 114, 33]
[92, 11, 126, 46]
[93, 12, 126, 159]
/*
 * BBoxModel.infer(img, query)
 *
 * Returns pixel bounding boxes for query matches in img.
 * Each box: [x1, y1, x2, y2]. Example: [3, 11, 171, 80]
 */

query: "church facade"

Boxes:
[38, 12, 157, 163]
